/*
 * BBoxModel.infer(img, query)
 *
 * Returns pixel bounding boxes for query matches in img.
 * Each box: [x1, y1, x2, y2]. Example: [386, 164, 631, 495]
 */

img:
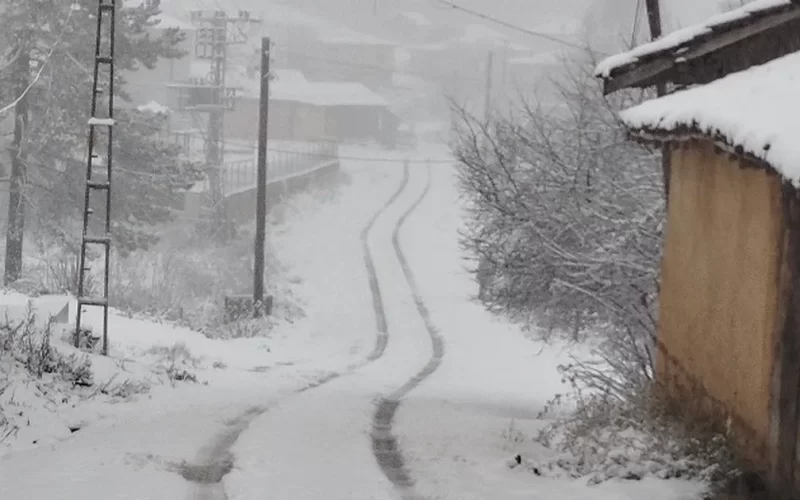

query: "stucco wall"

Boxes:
[657, 140, 783, 464]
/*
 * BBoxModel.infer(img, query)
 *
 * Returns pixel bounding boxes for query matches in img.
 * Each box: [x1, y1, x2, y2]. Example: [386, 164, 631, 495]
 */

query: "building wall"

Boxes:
[657, 140, 783, 466]
[323, 106, 384, 142]
[224, 98, 328, 143]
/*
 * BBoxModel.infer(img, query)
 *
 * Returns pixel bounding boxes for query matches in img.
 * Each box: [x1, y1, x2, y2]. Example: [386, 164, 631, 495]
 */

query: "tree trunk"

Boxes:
[4, 49, 30, 285]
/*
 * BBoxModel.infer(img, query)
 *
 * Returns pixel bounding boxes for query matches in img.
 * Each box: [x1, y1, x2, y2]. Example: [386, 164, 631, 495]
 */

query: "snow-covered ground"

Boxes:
[392, 160, 705, 500]
[1, 139, 706, 499]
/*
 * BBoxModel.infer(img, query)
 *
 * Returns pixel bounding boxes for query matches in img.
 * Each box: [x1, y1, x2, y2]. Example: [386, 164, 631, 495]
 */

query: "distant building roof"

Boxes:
[137, 100, 170, 114]
[220, 64, 389, 108]
[620, 49, 800, 187]
[398, 11, 433, 27]
[151, 13, 197, 31]
[317, 26, 397, 46]
[305, 82, 388, 107]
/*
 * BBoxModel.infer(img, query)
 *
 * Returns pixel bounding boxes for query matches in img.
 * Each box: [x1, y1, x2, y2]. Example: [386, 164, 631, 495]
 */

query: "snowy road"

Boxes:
[224, 154, 442, 500]
[1, 144, 704, 500]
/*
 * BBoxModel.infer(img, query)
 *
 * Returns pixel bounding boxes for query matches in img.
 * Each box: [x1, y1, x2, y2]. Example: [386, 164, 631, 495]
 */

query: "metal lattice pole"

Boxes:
[186, 9, 260, 240]
[75, 0, 116, 355]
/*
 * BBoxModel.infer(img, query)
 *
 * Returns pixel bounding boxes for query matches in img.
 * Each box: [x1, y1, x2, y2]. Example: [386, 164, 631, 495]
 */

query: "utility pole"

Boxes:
[253, 37, 270, 317]
[644, 0, 671, 199]
[189, 9, 260, 240]
[4, 49, 30, 285]
[76, 0, 116, 356]
[483, 51, 494, 124]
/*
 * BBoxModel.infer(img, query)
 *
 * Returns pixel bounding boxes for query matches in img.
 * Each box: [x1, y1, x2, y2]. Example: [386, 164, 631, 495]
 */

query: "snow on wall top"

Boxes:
[594, 0, 793, 78]
[620, 49, 800, 186]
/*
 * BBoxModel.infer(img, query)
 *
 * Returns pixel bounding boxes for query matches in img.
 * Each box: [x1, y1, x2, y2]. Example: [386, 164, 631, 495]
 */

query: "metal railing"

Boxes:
[220, 140, 339, 197]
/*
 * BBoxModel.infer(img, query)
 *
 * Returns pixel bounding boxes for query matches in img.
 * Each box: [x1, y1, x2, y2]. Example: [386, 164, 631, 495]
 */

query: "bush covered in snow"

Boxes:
[0, 304, 95, 444]
[453, 46, 738, 489]
[107, 222, 297, 333]
[454, 49, 661, 402]
[0, 304, 92, 387]
[533, 383, 737, 487]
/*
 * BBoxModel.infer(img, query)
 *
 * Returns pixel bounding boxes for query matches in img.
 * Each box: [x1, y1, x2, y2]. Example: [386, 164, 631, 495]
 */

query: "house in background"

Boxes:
[596, 1, 800, 497]
[313, 81, 398, 146]
[223, 69, 326, 144]
[246, 3, 397, 89]
[224, 68, 399, 148]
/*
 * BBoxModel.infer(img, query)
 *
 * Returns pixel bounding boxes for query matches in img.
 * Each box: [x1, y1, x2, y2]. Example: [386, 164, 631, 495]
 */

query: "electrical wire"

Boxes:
[0, 4, 79, 116]
[38, 3, 454, 169]
[431, 0, 591, 51]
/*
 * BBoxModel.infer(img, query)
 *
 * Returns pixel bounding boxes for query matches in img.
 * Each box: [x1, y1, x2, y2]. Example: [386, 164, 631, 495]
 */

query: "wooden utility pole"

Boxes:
[483, 51, 494, 124]
[253, 36, 270, 317]
[4, 49, 30, 285]
[644, 0, 671, 199]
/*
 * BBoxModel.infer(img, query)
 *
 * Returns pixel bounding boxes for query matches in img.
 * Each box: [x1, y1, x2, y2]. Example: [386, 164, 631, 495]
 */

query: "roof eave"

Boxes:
[600, 6, 800, 96]
[626, 125, 773, 172]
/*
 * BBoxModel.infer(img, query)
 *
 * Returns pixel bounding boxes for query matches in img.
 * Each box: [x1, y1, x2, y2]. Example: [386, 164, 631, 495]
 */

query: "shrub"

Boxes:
[0, 303, 93, 386]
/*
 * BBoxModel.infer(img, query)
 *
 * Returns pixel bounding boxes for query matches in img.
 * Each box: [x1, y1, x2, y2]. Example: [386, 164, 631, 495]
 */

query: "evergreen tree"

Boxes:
[0, 0, 201, 262]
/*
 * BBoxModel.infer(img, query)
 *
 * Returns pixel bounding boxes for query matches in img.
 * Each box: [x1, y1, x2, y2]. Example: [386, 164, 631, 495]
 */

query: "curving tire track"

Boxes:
[371, 162, 443, 498]
[359, 162, 411, 364]
[185, 165, 414, 500]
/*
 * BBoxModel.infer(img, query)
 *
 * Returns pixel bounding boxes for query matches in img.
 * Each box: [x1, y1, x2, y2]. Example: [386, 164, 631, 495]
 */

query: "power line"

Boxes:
[431, 0, 590, 51]
[0, 5, 79, 116]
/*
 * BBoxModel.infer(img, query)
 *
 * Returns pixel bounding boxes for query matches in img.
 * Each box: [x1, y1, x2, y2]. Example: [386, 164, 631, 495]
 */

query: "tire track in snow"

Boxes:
[371, 162, 443, 499]
[183, 167, 413, 500]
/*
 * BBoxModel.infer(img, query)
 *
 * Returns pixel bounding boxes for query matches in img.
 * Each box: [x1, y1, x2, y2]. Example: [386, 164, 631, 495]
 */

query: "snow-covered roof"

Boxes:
[595, 0, 797, 78]
[221, 65, 388, 108]
[620, 49, 800, 186]
[137, 100, 170, 114]
[398, 11, 433, 27]
[152, 13, 196, 31]
[317, 26, 397, 46]
[308, 82, 388, 107]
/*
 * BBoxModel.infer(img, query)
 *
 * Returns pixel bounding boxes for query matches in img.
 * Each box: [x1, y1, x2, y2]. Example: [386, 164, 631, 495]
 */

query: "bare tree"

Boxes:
[452, 51, 663, 400]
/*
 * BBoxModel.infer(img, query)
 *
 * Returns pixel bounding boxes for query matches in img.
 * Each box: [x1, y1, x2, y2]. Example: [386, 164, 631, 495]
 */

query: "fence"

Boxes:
[180, 140, 340, 222]
[220, 140, 339, 197]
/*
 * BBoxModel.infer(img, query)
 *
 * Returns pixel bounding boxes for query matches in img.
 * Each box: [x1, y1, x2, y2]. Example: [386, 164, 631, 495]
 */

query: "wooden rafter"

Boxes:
[602, 6, 800, 95]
